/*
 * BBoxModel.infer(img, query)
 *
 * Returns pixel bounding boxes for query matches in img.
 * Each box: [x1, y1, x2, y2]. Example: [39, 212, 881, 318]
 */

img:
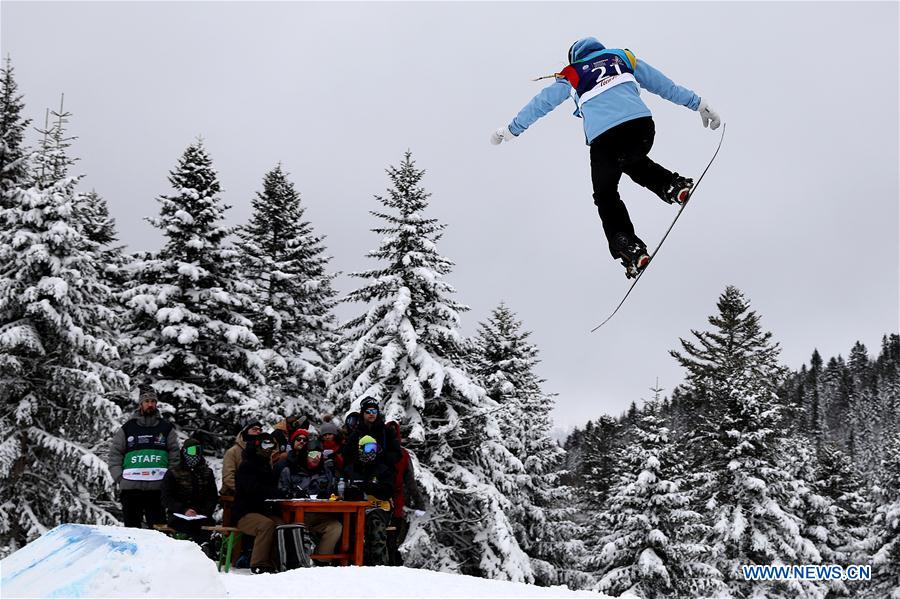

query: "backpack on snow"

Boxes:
[275, 523, 315, 570]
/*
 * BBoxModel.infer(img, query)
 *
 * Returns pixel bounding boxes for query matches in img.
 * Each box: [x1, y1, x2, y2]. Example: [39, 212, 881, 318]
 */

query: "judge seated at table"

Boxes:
[278, 438, 342, 564]
[233, 432, 284, 574]
[161, 438, 218, 550]
[343, 435, 395, 566]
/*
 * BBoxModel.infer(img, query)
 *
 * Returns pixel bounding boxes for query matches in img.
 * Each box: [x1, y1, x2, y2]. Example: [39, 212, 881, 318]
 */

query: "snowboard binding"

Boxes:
[613, 233, 650, 279]
[662, 174, 695, 205]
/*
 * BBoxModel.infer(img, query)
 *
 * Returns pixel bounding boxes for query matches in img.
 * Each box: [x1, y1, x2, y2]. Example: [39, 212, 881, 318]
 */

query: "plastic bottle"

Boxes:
[337, 478, 345, 500]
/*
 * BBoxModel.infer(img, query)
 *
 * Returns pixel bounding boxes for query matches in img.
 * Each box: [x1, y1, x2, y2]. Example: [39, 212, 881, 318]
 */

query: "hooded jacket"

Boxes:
[107, 409, 180, 492]
[220, 430, 249, 496]
[508, 37, 701, 145]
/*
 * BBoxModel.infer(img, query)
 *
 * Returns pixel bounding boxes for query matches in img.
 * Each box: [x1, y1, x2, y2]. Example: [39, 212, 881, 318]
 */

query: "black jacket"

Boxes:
[341, 416, 401, 469]
[161, 460, 218, 518]
[343, 458, 395, 502]
[232, 445, 282, 523]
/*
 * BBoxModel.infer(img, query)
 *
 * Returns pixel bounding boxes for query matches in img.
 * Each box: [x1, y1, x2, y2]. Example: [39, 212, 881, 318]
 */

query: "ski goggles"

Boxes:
[260, 440, 275, 450]
[360, 442, 378, 455]
[363, 407, 379, 415]
[306, 450, 322, 460]
[185, 445, 201, 456]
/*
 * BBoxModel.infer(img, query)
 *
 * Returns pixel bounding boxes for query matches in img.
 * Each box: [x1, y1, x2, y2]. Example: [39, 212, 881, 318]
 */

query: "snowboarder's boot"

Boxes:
[661, 174, 694, 205]
[612, 233, 650, 279]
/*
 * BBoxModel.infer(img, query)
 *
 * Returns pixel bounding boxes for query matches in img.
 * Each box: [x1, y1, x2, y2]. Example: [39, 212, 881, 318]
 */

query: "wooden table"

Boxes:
[278, 500, 369, 566]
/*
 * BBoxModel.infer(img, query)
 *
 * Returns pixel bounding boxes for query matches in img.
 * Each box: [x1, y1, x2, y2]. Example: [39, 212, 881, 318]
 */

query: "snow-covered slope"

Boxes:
[0, 525, 605, 598]
[0, 524, 225, 597]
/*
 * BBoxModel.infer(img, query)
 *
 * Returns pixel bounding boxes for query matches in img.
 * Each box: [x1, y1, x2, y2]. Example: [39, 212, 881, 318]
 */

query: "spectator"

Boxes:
[161, 438, 218, 547]
[340, 410, 360, 443]
[318, 420, 343, 470]
[274, 428, 310, 480]
[221, 420, 262, 497]
[232, 432, 284, 574]
[107, 384, 179, 528]
[344, 435, 395, 566]
[271, 415, 308, 465]
[342, 398, 400, 468]
[278, 438, 342, 564]
[384, 422, 426, 566]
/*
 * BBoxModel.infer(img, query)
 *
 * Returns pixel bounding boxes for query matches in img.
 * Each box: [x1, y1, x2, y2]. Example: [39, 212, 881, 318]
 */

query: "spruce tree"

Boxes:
[594, 402, 722, 597]
[471, 302, 589, 586]
[31, 96, 75, 190]
[0, 149, 128, 556]
[235, 164, 338, 419]
[866, 433, 900, 598]
[671, 286, 825, 598]
[580, 414, 621, 510]
[0, 56, 30, 204]
[121, 141, 264, 445]
[331, 152, 532, 581]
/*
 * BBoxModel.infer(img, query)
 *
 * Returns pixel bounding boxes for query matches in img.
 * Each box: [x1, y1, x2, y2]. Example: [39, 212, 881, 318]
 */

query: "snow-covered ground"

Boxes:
[0, 525, 607, 598]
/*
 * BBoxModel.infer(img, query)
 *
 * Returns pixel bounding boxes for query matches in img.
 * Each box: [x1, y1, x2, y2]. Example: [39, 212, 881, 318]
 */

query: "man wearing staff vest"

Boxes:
[107, 384, 180, 528]
[491, 37, 721, 278]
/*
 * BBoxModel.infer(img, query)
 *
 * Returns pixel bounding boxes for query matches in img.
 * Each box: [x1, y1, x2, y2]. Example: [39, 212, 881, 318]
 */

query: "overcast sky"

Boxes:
[3, 1, 898, 431]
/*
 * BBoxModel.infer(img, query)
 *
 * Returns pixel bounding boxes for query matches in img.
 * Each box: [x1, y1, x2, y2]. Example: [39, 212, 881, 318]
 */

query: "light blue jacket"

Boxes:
[508, 38, 701, 145]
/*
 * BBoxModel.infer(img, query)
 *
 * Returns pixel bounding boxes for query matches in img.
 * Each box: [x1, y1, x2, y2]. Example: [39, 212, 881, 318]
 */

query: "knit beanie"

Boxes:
[137, 384, 157, 404]
[319, 422, 339, 436]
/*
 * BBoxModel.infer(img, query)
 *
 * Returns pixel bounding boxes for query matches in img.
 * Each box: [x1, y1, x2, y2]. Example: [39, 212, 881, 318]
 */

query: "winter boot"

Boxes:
[612, 233, 650, 279]
[661, 174, 694, 205]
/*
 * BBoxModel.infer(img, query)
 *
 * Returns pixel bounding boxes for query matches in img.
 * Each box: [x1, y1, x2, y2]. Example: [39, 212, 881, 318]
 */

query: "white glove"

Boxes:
[413, 510, 426, 517]
[698, 99, 721, 130]
[490, 126, 516, 145]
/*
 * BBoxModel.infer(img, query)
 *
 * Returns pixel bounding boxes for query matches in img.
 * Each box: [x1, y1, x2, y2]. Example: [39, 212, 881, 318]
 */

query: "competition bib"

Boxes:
[122, 448, 169, 481]
[559, 50, 638, 109]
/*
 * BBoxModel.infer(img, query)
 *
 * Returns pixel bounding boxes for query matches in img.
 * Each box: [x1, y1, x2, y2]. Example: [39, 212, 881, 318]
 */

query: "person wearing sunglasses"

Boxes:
[343, 435, 396, 566]
[277, 438, 342, 564]
[341, 397, 401, 469]
[221, 419, 263, 497]
[232, 432, 286, 574]
[161, 438, 218, 552]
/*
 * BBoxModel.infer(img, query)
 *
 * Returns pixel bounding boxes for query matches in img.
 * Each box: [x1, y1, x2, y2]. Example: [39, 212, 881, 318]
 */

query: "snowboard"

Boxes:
[591, 124, 726, 333]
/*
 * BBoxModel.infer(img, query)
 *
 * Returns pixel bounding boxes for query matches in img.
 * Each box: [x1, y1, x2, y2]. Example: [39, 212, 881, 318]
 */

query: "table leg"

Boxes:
[340, 512, 351, 567]
[353, 507, 366, 566]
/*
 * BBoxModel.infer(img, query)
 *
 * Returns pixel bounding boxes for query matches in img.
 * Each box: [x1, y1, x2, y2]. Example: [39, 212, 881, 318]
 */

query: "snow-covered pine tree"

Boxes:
[30, 96, 76, 190]
[782, 436, 870, 597]
[865, 432, 900, 598]
[330, 152, 532, 582]
[121, 141, 264, 446]
[671, 285, 825, 598]
[470, 302, 590, 587]
[594, 401, 722, 598]
[580, 414, 621, 510]
[0, 135, 128, 556]
[815, 444, 873, 564]
[0, 56, 31, 206]
[235, 164, 339, 419]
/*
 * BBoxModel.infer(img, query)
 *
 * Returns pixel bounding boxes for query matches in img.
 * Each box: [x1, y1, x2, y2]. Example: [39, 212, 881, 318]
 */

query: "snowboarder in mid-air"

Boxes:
[491, 37, 722, 278]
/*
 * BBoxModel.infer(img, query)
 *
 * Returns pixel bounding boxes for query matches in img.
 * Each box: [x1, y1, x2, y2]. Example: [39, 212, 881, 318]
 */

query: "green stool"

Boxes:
[203, 526, 243, 573]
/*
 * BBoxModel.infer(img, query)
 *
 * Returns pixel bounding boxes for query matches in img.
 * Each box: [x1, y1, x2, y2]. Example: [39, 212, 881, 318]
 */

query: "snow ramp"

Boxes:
[0, 524, 224, 598]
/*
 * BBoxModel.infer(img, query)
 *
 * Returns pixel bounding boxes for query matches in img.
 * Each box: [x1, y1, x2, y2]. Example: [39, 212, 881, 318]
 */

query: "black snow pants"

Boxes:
[120, 489, 165, 528]
[589, 116, 675, 257]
